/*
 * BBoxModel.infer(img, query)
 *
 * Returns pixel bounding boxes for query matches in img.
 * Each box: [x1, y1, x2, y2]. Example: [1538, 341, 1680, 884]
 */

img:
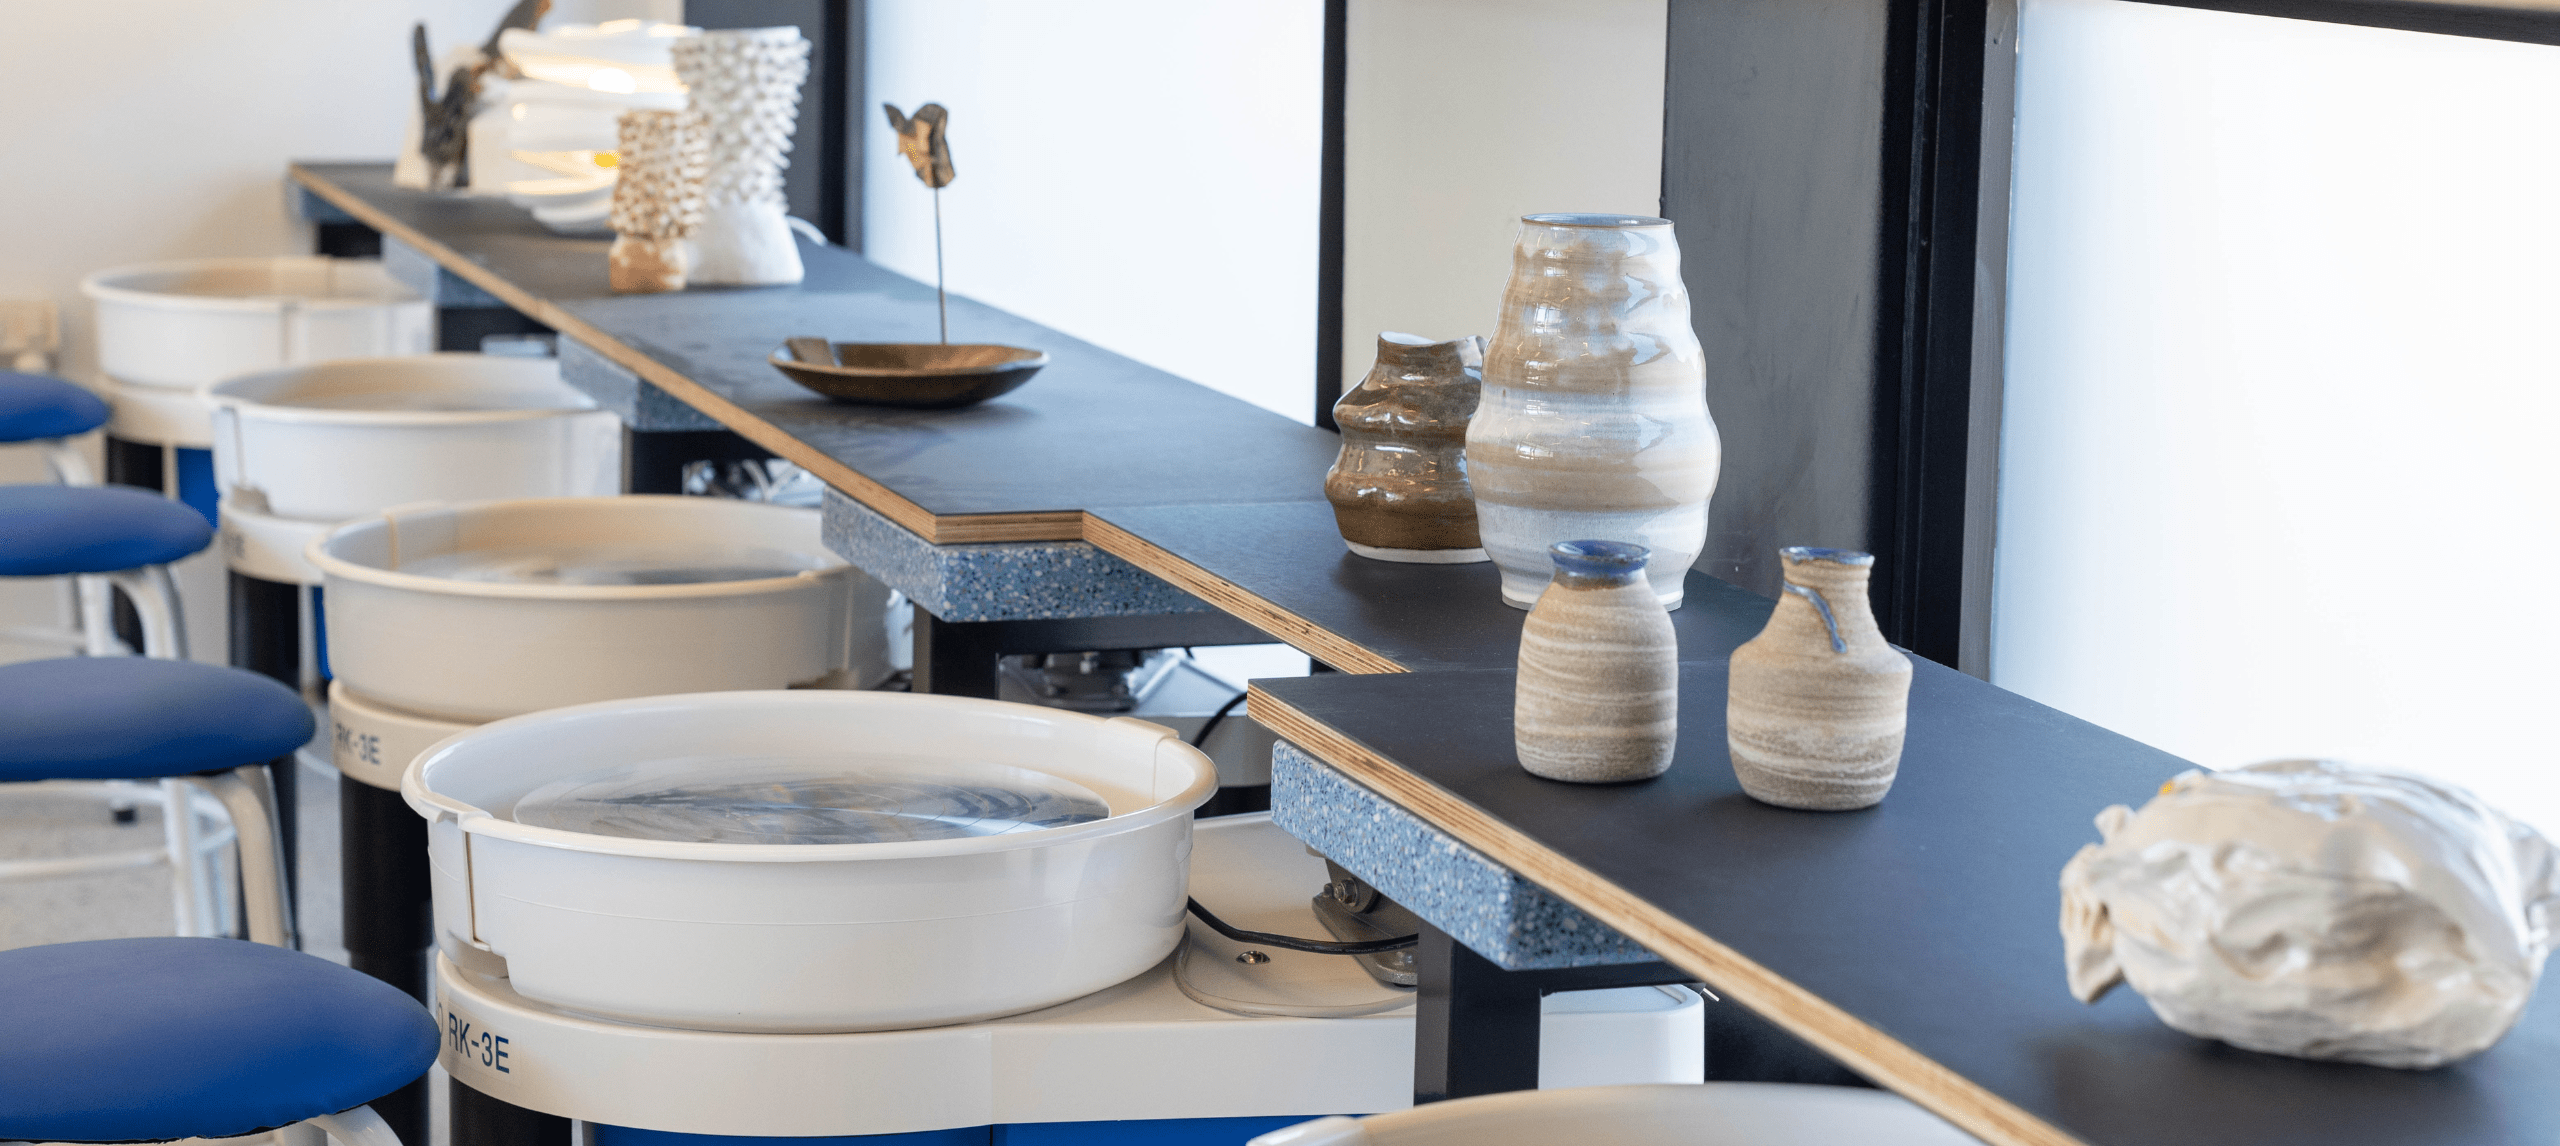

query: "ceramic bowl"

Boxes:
[769, 339, 1048, 409]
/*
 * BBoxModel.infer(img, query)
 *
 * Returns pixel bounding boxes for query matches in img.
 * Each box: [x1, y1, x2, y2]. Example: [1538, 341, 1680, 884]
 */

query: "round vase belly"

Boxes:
[1726, 548, 1913, 810]
[1516, 541, 1679, 783]
[1325, 332, 1488, 563]
[1467, 214, 1720, 610]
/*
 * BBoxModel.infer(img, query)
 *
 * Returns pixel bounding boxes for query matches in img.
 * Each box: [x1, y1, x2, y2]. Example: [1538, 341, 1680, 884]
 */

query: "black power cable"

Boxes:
[1188, 690, 1249, 748]
[1186, 897, 1417, 956]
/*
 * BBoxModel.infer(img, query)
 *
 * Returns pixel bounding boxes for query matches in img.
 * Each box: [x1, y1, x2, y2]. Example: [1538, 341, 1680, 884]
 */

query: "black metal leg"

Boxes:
[1414, 924, 1545, 1102]
[450, 1078, 571, 1146]
[622, 427, 777, 495]
[229, 572, 304, 923]
[908, 605, 1280, 699]
[1412, 921, 1696, 1104]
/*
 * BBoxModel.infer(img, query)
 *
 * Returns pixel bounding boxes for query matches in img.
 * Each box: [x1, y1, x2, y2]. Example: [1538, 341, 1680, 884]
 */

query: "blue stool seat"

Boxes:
[0, 484, 213, 575]
[0, 937, 439, 1143]
[0, 371, 110, 443]
[0, 657, 314, 781]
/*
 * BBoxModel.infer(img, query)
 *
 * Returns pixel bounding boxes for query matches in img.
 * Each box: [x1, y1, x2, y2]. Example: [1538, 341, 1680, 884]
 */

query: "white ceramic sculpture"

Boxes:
[670, 27, 811, 286]
[607, 109, 707, 293]
[2061, 759, 2560, 1068]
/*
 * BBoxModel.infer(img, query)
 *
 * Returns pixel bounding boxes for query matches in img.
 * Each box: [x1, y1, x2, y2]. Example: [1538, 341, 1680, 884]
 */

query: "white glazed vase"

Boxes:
[672, 27, 811, 286]
[1466, 214, 1720, 611]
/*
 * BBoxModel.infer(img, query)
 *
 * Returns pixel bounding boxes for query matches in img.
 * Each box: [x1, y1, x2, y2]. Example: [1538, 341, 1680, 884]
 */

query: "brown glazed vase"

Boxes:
[1515, 540, 1678, 783]
[1324, 333, 1488, 563]
[1726, 547, 1914, 810]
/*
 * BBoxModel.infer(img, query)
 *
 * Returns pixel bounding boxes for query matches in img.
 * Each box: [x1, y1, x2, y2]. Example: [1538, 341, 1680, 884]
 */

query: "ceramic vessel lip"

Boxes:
[1781, 546, 1874, 568]
[1549, 539, 1651, 583]
[1522, 213, 1672, 229]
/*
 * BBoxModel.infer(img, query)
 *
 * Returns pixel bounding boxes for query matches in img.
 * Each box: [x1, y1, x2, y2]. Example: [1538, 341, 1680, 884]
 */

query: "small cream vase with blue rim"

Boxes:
[1727, 547, 1914, 810]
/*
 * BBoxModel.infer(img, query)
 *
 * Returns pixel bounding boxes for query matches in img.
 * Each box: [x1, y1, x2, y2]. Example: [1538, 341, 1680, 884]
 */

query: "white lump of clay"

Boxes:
[2061, 759, 2560, 1068]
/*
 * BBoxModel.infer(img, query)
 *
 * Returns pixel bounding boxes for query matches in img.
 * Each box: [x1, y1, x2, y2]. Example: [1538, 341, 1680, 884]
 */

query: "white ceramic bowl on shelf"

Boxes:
[310, 496, 862, 722]
[206, 354, 620, 524]
[80, 257, 431, 390]
[405, 690, 1219, 1033]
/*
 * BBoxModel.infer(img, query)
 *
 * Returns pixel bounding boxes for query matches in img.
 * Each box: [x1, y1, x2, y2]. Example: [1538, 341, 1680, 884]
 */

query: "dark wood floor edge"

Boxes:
[1247, 687, 2087, 1146]
[1081, 513, 1405, 674]
[284, 165, 1082, 548]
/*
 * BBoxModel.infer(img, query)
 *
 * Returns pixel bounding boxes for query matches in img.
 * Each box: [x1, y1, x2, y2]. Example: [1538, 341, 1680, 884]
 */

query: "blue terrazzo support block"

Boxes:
[380, 233, 509, 309]
[821, 489, 1215, 624]
[1270, 739, 1656, 970]
[559, 335, 727, 431]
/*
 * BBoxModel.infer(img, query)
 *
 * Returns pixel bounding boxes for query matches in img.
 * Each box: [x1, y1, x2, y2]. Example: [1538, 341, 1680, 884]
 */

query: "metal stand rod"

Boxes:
[450, 1078, 571, 1146]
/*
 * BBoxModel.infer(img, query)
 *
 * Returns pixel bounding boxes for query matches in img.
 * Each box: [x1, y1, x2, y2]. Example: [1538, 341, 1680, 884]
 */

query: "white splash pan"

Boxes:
[309, 497, 857, 722]
[205, 354, 620, 523]
[81, 257, 431, 390]
[405, 690, 1219, 1033]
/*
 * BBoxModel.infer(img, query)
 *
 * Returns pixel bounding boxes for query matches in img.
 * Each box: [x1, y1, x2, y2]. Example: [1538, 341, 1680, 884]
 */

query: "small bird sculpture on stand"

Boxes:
[409, 0, 550, 189]
[882, 103, 956, 343]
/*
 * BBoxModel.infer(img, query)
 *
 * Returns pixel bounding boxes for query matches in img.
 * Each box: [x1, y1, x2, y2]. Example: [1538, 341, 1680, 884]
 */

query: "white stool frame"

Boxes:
[5, 427, 298, 948]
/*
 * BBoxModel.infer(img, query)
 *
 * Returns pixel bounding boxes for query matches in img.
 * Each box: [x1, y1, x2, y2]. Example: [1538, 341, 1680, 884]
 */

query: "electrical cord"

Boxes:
[1185, 897, 1418, 955]
[1189, 691, 1248, 748]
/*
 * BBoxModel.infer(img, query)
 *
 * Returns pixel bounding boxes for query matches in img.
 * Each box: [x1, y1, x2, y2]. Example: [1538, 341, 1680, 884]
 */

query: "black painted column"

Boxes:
[1413, 923, 1545, 1102]
[450, 1079, 571, 1146]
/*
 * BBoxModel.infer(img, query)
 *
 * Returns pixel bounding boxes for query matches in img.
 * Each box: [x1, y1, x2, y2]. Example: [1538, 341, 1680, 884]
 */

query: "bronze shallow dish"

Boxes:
[770, 338, 1048, 409]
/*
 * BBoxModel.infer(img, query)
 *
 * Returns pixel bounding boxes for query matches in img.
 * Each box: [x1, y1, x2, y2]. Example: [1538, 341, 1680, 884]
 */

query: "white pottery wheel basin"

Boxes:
[311, 497, 858, 721]
[80, 257, 431, 389]
[405, 690, 1218, 1032]
[206, 354, 620, 523]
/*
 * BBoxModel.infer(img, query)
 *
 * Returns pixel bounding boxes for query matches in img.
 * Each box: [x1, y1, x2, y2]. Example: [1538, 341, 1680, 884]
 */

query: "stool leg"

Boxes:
[73, 574, 118, 656]
[306, 1104, 403, 1146]
[451, 1078, 571, 1146]
[193, 766, 296, 947]
[158, 778, 204, 936]
[106, 566, 187, 660]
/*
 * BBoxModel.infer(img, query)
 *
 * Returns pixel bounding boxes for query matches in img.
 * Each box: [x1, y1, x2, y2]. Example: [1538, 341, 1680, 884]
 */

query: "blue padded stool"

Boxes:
[0, 937, 436, 1145]
[0, 656, 313, 945]
[0, 370, 110, 482]
[0, 483, 210, 658]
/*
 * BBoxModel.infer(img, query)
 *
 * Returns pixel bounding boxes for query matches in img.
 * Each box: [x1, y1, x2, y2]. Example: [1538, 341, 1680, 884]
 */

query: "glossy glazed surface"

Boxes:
[1325, 333, 1486, 559]
[1466, 216, 1720, 609]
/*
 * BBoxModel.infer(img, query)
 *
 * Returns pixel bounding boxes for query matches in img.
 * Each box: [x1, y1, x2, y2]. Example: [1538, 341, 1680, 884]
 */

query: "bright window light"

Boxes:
[1998, 0, 2560, 830]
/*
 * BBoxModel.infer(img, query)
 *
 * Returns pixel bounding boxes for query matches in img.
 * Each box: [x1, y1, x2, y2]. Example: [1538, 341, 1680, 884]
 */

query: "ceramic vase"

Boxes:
[607, 109, 707, 294]
[1515, 540, 1679, 783]
[1467, 214, 1720, 611]
[1726, 547, 1913, 810]
[671, 27, 811, 286]
[1324, 332, 1489, 563]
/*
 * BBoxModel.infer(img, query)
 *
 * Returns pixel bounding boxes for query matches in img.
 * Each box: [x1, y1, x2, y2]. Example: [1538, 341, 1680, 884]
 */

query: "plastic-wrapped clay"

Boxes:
[670, 27, 811, 286]
[2061, 759, 2560, 1068]
[607, 109, 708, 293]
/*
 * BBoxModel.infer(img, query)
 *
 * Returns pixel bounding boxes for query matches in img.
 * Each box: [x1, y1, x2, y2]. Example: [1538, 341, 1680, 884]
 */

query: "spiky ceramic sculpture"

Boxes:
[607, 109, 707, 293]
[671, 27, 811, 286]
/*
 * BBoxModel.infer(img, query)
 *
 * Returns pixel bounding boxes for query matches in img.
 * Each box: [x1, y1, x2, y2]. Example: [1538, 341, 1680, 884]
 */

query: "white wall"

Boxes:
[864, 0, 1325, 423]
[1341, 0, 1666, 389]
[1998, 0, 2560, 830]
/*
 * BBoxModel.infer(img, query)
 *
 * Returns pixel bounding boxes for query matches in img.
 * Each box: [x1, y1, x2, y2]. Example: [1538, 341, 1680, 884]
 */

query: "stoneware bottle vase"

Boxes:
[1726, 547, 1913, 810]
[1324, 332, 1488, 563]
[1515, 540, 1679, 783]
[1467, 214, 1720, 610]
